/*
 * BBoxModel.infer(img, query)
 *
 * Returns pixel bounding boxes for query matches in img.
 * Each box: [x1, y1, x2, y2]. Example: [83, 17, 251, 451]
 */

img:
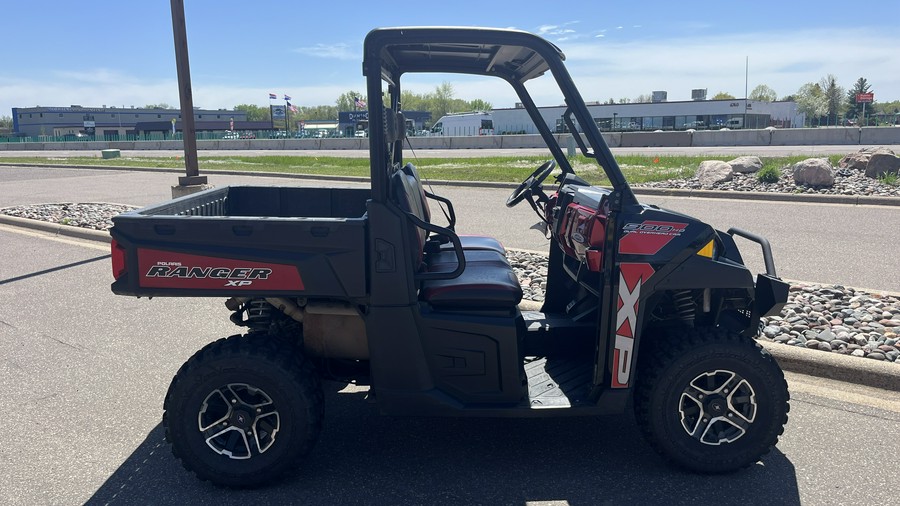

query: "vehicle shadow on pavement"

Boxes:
[87, 384, 800, 506]
[0, 255, 109, 286]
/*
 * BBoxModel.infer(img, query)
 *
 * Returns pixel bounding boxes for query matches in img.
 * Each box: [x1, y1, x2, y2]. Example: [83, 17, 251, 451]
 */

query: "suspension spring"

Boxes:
[246, 299, 273, 331]
[672, 290, 695, 327]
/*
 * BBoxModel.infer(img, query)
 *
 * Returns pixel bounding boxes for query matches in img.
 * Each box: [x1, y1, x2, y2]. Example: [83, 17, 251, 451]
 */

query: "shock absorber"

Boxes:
[672, 290, 695, 327]
[246, 299, 274, 331]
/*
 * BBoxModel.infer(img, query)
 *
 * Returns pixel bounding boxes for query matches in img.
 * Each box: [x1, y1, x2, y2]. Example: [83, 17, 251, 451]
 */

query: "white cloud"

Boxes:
[292, 43, 358, 61]
[3, 28, 899, 120]
[559, 28, 900, 102]
[537, 25, 558, 35]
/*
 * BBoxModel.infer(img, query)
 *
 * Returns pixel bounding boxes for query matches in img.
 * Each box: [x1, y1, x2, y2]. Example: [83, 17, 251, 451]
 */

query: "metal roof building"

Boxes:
[11, 105, 248, 138]
[492, 99, 804, 134]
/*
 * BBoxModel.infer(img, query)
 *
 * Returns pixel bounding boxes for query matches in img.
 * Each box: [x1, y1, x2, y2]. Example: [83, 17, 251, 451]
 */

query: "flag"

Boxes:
[284, 94, 292, 101]
[268, 93, 277, 100]
[354, 97, 366, 108]
[287, 101, 298, 113]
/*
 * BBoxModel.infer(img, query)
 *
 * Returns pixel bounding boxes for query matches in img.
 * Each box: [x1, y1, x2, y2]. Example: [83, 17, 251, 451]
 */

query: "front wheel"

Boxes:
[634, 327, 789, 473]
[163, 333, 323, 488]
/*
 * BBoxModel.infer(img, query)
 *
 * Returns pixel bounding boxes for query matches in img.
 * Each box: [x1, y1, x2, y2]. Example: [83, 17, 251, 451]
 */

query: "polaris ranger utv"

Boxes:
[109, 27, 790, 488]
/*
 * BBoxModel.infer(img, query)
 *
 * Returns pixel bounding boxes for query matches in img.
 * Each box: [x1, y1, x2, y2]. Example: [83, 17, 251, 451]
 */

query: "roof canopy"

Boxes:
[364, 27, 564, 83]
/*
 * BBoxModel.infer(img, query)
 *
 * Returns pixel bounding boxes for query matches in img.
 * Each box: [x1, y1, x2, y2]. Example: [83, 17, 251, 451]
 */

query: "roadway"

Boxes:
[0, 225, 898, 505]
[1, 144, 897, 159]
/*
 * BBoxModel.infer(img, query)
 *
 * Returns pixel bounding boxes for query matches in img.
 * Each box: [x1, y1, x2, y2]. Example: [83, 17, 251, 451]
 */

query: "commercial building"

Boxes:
[492, 98, 804, 134]
[11, 105, 248, 138]
[336, 110, 431, 137]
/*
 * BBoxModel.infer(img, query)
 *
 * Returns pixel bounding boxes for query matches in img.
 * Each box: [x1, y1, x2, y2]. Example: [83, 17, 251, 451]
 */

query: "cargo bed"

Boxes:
[110, 186, 371, 299]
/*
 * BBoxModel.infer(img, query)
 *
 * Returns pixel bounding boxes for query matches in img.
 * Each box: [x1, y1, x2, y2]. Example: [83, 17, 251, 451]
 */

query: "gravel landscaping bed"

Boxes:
[0, 202, 137, 230]
[3, 202, 897, 366]
[634, 165, 900, 197]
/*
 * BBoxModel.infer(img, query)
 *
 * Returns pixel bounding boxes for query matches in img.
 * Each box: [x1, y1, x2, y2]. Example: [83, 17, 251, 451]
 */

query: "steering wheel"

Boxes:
[506, 160, 556, 208]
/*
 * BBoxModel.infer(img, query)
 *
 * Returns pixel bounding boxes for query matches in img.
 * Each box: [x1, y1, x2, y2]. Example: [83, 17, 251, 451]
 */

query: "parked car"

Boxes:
[222, 131, 239, 140]
[239, 132, 256, 139]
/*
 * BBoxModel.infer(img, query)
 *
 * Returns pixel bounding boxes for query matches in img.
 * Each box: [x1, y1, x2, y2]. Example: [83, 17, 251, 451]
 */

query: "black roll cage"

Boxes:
[362, 26, 638, 211]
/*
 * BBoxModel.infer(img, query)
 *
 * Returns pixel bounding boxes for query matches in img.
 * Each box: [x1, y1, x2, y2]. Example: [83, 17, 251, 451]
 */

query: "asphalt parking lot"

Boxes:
[2, 165, 900, 504]
[2, 223, 898, 506]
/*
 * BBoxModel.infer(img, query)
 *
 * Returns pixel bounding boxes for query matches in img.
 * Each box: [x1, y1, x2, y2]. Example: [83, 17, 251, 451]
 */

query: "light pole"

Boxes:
[170, 0, 205, 188]
[613, 112, 618, 131]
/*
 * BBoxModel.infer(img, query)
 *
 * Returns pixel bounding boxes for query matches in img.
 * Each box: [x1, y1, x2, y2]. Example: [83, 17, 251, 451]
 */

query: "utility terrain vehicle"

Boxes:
[110, 27, 790, 488]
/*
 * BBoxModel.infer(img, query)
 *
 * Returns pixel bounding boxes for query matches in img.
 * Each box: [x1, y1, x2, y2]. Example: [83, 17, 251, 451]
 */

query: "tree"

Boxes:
[0, 115, 12, 133]
[336, 91, 366, 111]
[433, 82, 455, 119]
[298, 105, 337, 121]
[749, 84, 777, 102]
[873, 100, 900, 125]
[712, 91, 736, 100]
[143, 103, 176, 109]
[633, 94, 652, 103]
[819, 74, 845, 126]
[845, 77, 873, 121]
[794, 82, 826, 126]
[468, 99, 493, 112]
[234, 104, 271, 122]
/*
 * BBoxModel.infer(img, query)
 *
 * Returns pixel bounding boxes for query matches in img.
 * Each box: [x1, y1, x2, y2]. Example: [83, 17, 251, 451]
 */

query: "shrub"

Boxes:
[757, 165, 780, 183]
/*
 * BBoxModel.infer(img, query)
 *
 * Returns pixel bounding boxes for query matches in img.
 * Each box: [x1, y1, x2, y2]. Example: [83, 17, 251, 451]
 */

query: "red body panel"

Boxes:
[137, 249, 304, 290]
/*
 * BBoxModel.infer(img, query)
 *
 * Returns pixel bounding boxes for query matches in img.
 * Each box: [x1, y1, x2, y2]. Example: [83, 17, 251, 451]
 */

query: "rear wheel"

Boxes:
[634, 327, 789, 473]
[163, 333, 323, 488]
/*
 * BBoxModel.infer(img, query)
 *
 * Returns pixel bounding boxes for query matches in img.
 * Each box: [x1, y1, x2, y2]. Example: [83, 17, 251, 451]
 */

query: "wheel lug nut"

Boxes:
[724, 389, 729, 394]
[698, 394, 704, 399]
[231, 399, 237, 404]
[256, 408, 261, 413]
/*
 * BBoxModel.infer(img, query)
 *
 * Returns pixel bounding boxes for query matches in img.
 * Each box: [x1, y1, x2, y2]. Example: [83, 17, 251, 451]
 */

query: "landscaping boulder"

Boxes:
[792, 158, 834, 187]
[696, 160, 733, 187]
[864, 152, 900, 179]
[839, 146, 895, 171]
[727, 156, 763, 173]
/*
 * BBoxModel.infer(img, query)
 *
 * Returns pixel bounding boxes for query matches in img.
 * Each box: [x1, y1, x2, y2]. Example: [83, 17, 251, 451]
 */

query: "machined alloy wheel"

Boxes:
[634, 327, 789, 473]
[199, 383, 281, 459]
[678, 369, 756, 445]
[164, 333, 323, 488]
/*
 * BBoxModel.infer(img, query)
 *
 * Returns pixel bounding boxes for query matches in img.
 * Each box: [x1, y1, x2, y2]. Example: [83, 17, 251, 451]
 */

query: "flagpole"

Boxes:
[285, 95, 291, 135]
[268, 93, 275, 131]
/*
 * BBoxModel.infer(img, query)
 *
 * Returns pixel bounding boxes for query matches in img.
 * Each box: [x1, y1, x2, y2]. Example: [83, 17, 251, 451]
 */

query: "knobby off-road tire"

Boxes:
[634, 327, 789, 473]
[163, 333, 324, 488]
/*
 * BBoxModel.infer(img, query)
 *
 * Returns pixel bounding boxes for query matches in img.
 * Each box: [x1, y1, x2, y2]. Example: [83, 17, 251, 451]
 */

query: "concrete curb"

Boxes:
[760, 341, 900, 392]
[632, 187, 900, 206]
[1, 162, 898, 206]
[0, 214, 111, 243]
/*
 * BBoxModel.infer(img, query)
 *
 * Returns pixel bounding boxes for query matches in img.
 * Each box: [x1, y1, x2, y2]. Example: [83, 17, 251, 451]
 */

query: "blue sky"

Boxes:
[3, 0, 899, 117]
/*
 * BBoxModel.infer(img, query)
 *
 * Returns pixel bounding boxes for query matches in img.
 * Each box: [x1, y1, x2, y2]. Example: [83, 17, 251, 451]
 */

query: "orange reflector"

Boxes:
[697, 240, 714, 258]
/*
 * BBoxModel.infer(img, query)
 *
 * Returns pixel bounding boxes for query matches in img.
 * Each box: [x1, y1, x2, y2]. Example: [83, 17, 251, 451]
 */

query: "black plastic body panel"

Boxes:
[110, 186, 371, 299]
